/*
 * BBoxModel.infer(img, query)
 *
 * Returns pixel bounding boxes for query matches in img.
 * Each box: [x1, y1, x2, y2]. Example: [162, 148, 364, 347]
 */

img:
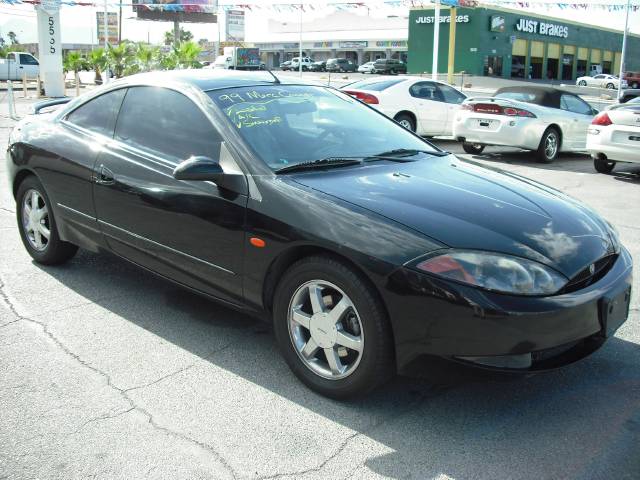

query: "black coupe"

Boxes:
[6, 70, 632, 398]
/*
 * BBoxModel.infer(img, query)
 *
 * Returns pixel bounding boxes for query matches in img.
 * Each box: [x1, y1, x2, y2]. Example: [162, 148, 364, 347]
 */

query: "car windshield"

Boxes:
[208, 85, 437, 170]
[343, 79, 405, 91]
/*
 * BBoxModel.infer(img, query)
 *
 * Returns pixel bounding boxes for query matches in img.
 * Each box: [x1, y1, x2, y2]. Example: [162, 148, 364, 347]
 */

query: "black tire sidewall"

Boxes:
[16, 176, 77, 265]
[273, 256, 393, 399]
[462, 142, 485, 154]
[594, 158, 615, 173]
[394, 114, 415, 132]
[537, 128, 560, 163]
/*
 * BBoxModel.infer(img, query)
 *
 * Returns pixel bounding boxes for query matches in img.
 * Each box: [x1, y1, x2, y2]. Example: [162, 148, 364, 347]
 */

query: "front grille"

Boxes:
[561, 254, 617, 294]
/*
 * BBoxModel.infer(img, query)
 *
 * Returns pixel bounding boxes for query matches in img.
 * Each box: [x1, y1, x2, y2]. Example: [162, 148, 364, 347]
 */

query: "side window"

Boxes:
[594, 75, 604, 79]
[66, 88, 127, 137]
[560, 94, 593, 115]
[114, 86, 221, 162]
[437, 84, 466, 104]
[409, 82, 443, 102]
[19, 54, 39, 65]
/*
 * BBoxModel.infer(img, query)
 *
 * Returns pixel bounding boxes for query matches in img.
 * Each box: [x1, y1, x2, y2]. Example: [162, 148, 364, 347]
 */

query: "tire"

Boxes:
[536, 127, 561, 163]
[462, 142, 485, 155]
[594, 157, 616, 174]
[632, 82, 639, 89]
[273, 256, 395, 399]
[394, 113, 416, 132]
[606, 83, 615, 89]
[16, 175, 78, 265]
[578, 80, 587, 86]
[389, 68, 396, 75]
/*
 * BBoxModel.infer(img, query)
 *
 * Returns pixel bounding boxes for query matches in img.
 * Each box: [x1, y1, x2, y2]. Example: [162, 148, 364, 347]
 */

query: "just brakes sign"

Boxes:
[516, 18, 569, 38]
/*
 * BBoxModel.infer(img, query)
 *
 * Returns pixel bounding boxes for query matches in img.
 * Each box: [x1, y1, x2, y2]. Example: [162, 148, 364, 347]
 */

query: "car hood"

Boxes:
[291, 156, 615, 278]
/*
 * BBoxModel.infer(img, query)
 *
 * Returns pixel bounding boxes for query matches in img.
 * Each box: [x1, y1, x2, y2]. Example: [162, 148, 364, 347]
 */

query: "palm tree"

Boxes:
[106, 42, 132, 78]
[7, 31, 18, 45]
[135, 43, 159, 72]
[87, 48, 107, 84]
[63, 51, 87, 95]
[173, 41, 202, 69]
[163, 27, 193, 47]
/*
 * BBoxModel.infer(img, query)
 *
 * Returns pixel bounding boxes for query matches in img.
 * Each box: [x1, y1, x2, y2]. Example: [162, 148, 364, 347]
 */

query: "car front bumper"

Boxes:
[385, 247, 633, 374]
[453, 113, 545, 150]
[587, 125, 640, 163]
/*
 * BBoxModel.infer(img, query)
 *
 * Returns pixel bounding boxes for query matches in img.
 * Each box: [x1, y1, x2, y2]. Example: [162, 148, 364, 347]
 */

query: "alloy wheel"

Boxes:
[545, 132, 558, 159]
[288, 280, 364, 380]
[21, 189, 50, 251]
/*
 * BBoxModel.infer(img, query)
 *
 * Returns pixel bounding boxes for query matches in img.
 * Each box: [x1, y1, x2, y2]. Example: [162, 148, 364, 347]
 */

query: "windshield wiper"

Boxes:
[275, 157, 362, 174]
[366, 148, 450, 159]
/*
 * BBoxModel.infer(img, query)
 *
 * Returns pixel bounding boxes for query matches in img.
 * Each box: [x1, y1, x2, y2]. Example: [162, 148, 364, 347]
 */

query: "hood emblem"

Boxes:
[589, 263, 596, 275]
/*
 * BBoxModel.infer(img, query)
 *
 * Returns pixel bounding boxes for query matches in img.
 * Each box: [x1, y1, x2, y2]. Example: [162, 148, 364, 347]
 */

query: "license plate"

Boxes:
[599, 286, 631, 337]
[629, 135, 640, 141]
[476, 119, 496, 128]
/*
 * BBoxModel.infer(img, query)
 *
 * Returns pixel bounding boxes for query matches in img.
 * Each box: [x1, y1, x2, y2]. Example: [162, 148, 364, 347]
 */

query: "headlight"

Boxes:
[409, 250, 567, 296]
[605, 221, 621, 253]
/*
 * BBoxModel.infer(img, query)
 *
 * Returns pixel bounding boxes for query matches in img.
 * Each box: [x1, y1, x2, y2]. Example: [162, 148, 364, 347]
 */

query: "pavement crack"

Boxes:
[70, 407, 136, 435]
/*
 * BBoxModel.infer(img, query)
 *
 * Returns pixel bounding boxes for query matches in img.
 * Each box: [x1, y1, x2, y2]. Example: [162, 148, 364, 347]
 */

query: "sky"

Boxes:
[0, 0, 638, 46]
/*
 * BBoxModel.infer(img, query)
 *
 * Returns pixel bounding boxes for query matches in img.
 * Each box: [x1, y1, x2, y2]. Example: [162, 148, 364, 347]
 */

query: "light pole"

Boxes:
[299, 4, 303, 77]
[617, 0, 630, 102]
[432, 0, 440, 80]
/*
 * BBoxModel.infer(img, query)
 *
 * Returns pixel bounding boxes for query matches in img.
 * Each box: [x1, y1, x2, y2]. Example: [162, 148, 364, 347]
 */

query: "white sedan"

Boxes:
[587, 100, 640, 173]
[453, 86, 596, 163]
[341, 77, 466, 136]
[576, 74, 628, 90]
[357, 61, 376, 74]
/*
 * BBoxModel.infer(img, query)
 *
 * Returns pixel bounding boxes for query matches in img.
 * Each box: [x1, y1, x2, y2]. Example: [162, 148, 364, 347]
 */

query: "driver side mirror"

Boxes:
[173, 156, 224, 182]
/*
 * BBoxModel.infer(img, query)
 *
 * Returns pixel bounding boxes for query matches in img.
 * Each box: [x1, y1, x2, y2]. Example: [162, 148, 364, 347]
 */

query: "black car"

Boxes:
[309, 61, 326, 72]
[6, 70, 632, 399]
[372, 58, 407, 75]
[326, 58, 357, 73]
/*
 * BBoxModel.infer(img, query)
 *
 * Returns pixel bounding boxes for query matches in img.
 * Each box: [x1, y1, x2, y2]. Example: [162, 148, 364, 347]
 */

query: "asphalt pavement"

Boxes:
[1, 95, 639, 480]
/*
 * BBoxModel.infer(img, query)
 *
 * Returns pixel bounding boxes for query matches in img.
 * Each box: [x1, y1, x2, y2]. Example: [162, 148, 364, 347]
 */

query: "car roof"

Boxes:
[117, 69, 305, 91]
[494, 86, 569, 108]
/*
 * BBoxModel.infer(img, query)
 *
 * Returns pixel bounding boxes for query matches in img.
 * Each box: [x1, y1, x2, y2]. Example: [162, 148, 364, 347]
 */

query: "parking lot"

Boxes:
[1, 96, 639, 479]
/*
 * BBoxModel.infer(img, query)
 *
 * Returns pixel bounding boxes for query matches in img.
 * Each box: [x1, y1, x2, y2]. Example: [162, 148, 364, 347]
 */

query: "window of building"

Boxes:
[114, 86, 221, 162]
[66, 88, 127, 137]
[562, 54, 574, 81]
[484, 56, 503, 77]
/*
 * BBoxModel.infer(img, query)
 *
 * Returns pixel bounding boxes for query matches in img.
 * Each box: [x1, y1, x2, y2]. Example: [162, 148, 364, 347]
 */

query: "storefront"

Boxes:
[256, 40, 407, 69]
[407, 6, 640, 80]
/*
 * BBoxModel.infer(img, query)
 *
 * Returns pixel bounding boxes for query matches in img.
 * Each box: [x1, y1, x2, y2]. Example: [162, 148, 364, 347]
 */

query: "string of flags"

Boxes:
[1, 0, 638, 12]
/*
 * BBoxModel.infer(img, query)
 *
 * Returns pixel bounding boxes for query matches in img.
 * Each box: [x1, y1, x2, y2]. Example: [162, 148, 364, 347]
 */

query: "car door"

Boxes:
[408, 81, 448, 136]
[18, 53, 39, 78]
[93, 86, 247, 305]
[5, 53, 19, 80]
[436, 83, 467, 135]
[591, 74, 605, 87]
[45, 88, 127, 249]
[560, 94, 594, 149]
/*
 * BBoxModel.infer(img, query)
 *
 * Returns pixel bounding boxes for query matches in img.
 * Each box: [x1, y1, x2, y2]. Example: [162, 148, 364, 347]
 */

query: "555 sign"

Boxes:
[36, 0, 64, 97]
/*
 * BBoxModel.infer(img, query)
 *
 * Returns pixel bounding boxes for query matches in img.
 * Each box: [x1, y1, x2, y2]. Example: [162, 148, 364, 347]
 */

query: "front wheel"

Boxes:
[536, 128, 560, 163]
[16, 176, 78, 265]
[273, 256, 394, 399]
[462, 142, 485, 155]
[594, 158, 616, 173]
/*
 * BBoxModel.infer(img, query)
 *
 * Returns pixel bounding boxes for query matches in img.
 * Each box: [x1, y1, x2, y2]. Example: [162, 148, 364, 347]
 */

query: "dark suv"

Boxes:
[326, 58, 357, 73]
[372, 58, 407, 75]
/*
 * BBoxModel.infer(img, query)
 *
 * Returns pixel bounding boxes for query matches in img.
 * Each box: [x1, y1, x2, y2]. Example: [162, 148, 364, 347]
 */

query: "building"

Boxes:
[247, 11, 408, 68]
[407, 6, 640, 80]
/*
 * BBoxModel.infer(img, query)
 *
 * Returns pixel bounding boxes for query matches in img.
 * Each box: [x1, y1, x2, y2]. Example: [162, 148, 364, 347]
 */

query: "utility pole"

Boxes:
[447, 7, 457, 84]
[617, 0, 630, 102]
[432, 0, 440, 80]
[118, 0, 123, 44]
[299, 5, 303, 77]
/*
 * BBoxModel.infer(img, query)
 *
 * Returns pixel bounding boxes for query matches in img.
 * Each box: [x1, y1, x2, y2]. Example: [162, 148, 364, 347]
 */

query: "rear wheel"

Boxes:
[594, 158, 616, 173]
[462, 142, 485, 155]
[273, 256, 394, 399]
[632, 81, 639, 89]
[606, 83, 615, 89]
[389, 68, 396, 75]
[16, 176, 78, 265]
[536, 127, 560, 163]
[578, 80, 587, 86]
[394, 113, 416, 132]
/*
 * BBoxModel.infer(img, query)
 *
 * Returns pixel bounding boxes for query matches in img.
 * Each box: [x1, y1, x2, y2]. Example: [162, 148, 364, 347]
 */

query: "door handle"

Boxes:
[95, 165, 115, 185]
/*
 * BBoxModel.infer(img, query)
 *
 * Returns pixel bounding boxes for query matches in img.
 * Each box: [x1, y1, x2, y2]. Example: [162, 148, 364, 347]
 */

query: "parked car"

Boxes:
[342, 77, 466, 136]
[309, 60, 326, 72]
[290, 57, 314, 71]
[576, 74, 627, 90]
[7, 70, 632, 399]
[615, 88, 640, 104]
[453, 86, 597, 162]
[371, 58, 406, 75]
[623, 72, 640, 89]
[280, 61, 292, 71]
[587, 100, 640, 173]
[357, 61, 376, 74]
[326, 58, 357, 73]
[0, 51, 40, 81]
